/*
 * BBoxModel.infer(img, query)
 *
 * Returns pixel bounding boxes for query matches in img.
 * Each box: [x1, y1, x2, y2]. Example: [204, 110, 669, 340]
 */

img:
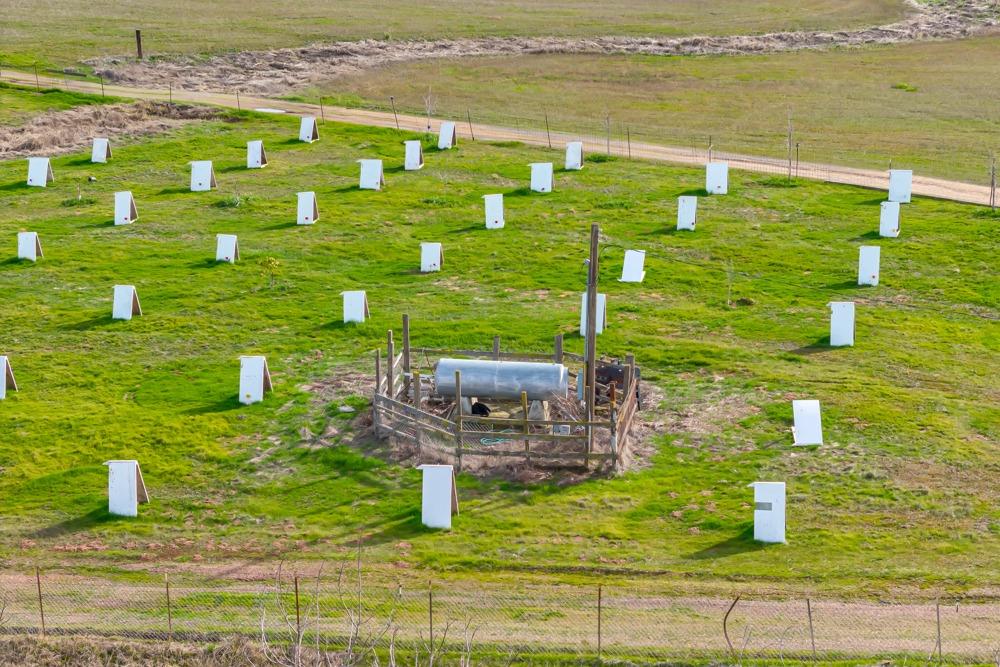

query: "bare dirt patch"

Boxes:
[86, 1, 999, 96]
[0, 101, 220, 159]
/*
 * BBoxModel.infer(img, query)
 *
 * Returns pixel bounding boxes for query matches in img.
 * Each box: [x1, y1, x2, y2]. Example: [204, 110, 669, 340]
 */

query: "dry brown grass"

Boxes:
[0, 635, 275, 667]
[0, 101, 219, 159]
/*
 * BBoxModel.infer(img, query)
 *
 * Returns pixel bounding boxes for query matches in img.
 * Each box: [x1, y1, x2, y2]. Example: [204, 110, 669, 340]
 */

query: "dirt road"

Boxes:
[2, 70, 994, 207]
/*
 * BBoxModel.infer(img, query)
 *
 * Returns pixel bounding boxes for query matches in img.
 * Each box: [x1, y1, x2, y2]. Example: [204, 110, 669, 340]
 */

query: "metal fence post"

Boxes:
[165, 574, 173, 643]
[806, 598, 816, 660]
[597, 584, 603, 660]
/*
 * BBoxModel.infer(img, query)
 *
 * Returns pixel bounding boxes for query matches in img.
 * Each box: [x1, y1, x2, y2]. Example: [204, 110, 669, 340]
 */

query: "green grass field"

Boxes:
[308, 34, 1000, 183]
[0, 83, 997, 596]
[0, 0, 906, 69]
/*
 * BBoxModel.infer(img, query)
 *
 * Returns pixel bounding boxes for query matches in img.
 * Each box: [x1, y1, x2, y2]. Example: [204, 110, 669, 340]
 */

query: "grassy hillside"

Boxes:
[0, 84, 997, 595]
[0, 0, 906, 69]
[310, 35, 1000, 183]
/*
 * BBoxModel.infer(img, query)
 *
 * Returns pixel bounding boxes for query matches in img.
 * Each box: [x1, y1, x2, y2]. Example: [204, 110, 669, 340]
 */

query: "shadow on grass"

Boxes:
[448, 223, 484, 234]
[0, 257, 31, 267]
[849, 231, 881, 241]
[823, 280, 860, 290]
[383, 164, 407, 174]
[60, 314, 116, 331]
[182, 395, 243, 415]
[31, 506, 128, 539]
[788, 336, 832, 355]
[80, 219, 116, 229]
[685, 525, 771, 560]
[187, 258, 226, 269]
[857, 196, 887, 206]
[0, 181, 29, 191]
[317, 320, 358, 331]
[157, 186, 193, 196]
[65, 156, 93, 167]
[216, 164, 246, 174]
[505, 186, 534, 198]
[677, 188, 709, 197]
[261, 221, 300, 230]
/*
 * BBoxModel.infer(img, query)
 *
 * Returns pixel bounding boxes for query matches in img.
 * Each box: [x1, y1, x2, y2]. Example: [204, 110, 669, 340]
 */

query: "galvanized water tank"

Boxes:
[435, 359, 568, 401]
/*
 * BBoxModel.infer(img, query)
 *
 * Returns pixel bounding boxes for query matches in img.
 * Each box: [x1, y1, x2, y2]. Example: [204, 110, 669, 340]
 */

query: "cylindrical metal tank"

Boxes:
[434, 359, 568, 401]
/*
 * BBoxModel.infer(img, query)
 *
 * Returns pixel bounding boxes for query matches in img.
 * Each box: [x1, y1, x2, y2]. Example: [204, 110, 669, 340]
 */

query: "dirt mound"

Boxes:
[86, 1, 999, 96]
[0, 101, 220, 159]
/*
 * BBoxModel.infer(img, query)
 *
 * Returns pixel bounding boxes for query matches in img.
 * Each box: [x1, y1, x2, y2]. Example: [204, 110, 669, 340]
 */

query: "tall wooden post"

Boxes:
[294, 576, 302, 639]
[373, 349, 382, 437]
[135, 30, 143, 60]
[454, 371, 463, 471]
[386, 330, 395, 400]
[553, 334, 563, 364]
[544, 112, 552, 149]
[165, 574, 173, 643]
[402, 314, 412, 398]
[35, 567, 45, 636]
[584, 224, 600, 463]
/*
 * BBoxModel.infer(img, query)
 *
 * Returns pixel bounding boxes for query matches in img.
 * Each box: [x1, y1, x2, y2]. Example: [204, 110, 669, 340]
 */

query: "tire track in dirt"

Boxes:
[85, 1, 1000, 95]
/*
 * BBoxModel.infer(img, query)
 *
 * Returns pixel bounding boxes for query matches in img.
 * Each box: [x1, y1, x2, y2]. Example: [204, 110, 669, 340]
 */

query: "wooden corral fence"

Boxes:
[371, 315, 641, 472]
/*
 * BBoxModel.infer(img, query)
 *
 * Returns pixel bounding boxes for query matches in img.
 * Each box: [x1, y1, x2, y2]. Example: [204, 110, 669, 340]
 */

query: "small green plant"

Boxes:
[60, 196, 97, 207]
[587, 153, 616, 163]
[214, 193, 253, 209]
[891, 82, 918, 92]
[258, 256, 280, 288]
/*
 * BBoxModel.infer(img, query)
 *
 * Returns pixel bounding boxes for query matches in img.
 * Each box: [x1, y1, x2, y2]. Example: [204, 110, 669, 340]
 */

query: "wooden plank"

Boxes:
[373, 395, 454, 429]
[460, 449, 611, 461]
[458, 430, 601, 442]
[462, 416, 610, 428]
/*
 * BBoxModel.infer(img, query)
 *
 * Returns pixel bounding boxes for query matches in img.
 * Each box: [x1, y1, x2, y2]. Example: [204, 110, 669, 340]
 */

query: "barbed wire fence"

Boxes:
[1, 564, 997, 664]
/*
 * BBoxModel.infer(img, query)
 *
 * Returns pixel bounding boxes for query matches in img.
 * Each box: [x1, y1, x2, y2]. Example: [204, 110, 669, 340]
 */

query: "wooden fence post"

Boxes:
[373, 350, 382, 437]
[165, 574, 173, 643]
[521, 391, 530, 466]
[454, 371, 463, 471]
[135, 29, 143, 60]
[608, 383, 618, 471]
[402, 314, 412, 398]
[294, 576, 302, 639]
[35, 567, 45, 637]
[386, 330, 395, 400]
[597, 584, 603, 659]
[553, 334, 563, 364]
[413, 371, 423, 451]
[806, 598, 816, 660]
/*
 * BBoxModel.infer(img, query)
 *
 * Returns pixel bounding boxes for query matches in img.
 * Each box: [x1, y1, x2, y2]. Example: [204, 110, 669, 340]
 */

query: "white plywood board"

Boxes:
[888, 169, 912, 204]
[484, 194, 504, 229]
[677, 196, 697, 231]
[297, 191, 319, 225]
[343, 290, 369, 323]
[299, 116, 319, 143]
[438, 121, 457, 150]
[190, 161, 216, 192]
[0, 356, 16, 400]
[619, 249, 646, 283]
[112, 285, 142, 321]
[114, 191, 138, 225]
[247, 140, 268, 169]
[880, 201, 900, 238]
[216, 234, 239, 263]
[828, 301, 855, 347]
[706, 162, 728, 195]
[420, 242, 443, 272]
[27, 157, 53, 187]
[404, 140, 424, 170]
[104, 460, 148, 517]
[792, 399, 823, 446]
[418, 464, 458, 529]
[358, 159, 384, 190]
[17, 232, 42, 262]
[858, 246, 880, 286]
[530, 163, 553, 193]
[565, 141, 584, 170]
[749, 481, 786, 543]
[239, 355, 273, 405]
[91, 138, 111, 163]
[579, 292, 607, 335]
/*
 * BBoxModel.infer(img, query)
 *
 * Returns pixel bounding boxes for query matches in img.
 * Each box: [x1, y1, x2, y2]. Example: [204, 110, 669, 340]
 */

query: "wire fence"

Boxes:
[1, 568, 997, 664]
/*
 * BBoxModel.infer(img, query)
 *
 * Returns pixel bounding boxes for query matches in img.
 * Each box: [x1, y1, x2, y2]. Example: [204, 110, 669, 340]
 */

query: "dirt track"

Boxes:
[1, 70, 994, 207]
[84, 0, 1000, 95]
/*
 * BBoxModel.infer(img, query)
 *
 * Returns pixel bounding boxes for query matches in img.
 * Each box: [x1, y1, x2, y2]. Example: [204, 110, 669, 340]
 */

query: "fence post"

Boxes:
[544, 112, 552, 149]
[386, 330, 395, 400]
[135, 29, 143, 60]
[553, 334, 563, 364]
[467, 109, 475, 141]
[413, 371, 423, 451]
[33, 63, 39, 91]
[319, 98, 325, 123]
[35, 567, 45, 637]
[168, 82, 172, 104]
[626, 127, 631, 160]
[294, 575, 302, 640]
[428, 581, 434, 648]
[597, 584, 603, 660]
[402, 314, 412, 398]
[608, 383, 618, 471]
[604, 114, 611, 156]
[165, 574, 173, 643]
[373, 349, 382, 436]
[100, 75, 105, 98]
[806, 598, 816, 660]
[236, 90, 240, 111]
[454, 371, 463, 471]
[521, 391, 530, 466]
[990, 153, 996, 210]
[389, 96, 400, 130]
[935, 599, 943, 664]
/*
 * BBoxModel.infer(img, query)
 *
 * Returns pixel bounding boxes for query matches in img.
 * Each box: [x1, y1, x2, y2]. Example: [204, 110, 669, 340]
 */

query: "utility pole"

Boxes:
[584, 224, 600, 465]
